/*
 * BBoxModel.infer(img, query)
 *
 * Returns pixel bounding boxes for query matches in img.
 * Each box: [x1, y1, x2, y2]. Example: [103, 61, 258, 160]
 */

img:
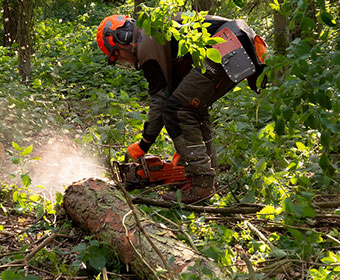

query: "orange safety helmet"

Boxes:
[97, 15, 134, 64]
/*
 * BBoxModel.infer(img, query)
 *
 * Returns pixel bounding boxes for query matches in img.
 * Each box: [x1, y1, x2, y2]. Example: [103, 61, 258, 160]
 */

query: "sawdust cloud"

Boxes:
[0, 134, 107, 201]
[28, 135, 107, 200]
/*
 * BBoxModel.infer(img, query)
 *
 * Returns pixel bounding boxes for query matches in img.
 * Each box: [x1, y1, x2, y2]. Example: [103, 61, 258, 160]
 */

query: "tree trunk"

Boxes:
[273, 6, 290, 55]
[17, 0, 34, 82]
[2, 0, 19, 47]
[273, 0, 290, 81]
[63, 178, 230, 280]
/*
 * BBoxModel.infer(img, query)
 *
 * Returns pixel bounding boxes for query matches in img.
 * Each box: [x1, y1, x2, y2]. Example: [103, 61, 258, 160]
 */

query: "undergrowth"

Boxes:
[0, 0, 339, 279]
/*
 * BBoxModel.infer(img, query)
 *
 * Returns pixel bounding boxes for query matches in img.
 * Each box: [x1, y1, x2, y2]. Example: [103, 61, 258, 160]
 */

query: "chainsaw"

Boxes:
[113, 155, 186, 190]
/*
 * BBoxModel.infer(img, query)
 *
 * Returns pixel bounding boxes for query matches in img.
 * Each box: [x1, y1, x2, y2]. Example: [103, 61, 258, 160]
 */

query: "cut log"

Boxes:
[63, 178, 230, 280]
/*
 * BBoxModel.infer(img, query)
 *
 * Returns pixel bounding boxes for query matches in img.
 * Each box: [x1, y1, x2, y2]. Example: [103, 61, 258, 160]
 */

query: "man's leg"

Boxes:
[200, 110, 218, 171]
[162, 69, 218, 203]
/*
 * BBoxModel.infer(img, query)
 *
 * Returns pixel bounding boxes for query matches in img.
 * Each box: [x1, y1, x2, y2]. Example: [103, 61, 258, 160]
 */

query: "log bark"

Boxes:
[63, 178, 230, 280]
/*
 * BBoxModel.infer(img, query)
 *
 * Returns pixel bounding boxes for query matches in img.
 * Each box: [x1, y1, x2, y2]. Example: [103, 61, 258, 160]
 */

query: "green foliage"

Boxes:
[71, 238, 120, 274]
[1, 270, 42, 280]
[1, 0, 339, 278]
[136, 0, 224, 71]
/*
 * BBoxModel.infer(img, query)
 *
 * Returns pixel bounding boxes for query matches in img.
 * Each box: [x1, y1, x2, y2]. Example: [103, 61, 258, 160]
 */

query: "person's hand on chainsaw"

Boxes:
[126, 138, 152, 161]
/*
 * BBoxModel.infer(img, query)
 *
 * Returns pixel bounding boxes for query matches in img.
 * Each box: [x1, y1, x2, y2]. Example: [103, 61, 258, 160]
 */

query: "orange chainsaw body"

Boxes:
[116, 155, 186, 188]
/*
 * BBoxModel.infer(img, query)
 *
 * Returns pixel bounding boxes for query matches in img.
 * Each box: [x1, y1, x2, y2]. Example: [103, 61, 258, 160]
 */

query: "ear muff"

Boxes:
[116, 29, 133, 44]
[115, 20, 134, 45]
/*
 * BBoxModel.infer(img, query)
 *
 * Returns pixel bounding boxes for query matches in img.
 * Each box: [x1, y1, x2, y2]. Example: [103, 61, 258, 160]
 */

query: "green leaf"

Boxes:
[176, 189, 182, 204]
[168, 255, 175, 266]
[272, 248, 287, 258]
[320, 12, 336, 27]
[282, 107, 293, 121]
[233, 0, 246, 7]
[315, 91, 332, 109]
[120, 90, 130, 103]
[320, 130, 330, 147]
[293, 41, 311, 59]
[269, 0, 280, 11]
[20, 145, 33, 156]
[142, 20, 151, 36]
[335, 76, 340, 91]
[332, 53, 340, 65]
[12, 142, 22, 151]
[21, 173, 32, 188]
[203, 246, 219, 261]
[301, 17, 316, 30]
[296, 141, 307, 152]
[13, 191, 19, 202]
[89, 254, 106, 271]
[206, 37, 225, 45]
[207, 48, 221, 64]
[302, 206, 316, 218]
[274, 118, 285, 136]
[10, 156, 20, 164]
[288, 228, 304, 242]
[319, 153, 330, 170]
[29, 194, 40, 202]
[321, 251, 337, 264]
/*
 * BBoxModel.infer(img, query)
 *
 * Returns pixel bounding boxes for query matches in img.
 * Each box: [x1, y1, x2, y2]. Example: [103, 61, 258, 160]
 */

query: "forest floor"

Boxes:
[1, 174, 340, 279]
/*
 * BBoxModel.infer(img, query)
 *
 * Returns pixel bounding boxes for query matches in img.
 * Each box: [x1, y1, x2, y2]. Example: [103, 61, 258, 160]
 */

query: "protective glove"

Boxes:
[126, 142, 146, 161]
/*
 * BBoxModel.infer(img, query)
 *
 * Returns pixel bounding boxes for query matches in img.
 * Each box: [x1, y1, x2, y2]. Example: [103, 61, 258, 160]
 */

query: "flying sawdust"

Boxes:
[27, 135, 107, 200]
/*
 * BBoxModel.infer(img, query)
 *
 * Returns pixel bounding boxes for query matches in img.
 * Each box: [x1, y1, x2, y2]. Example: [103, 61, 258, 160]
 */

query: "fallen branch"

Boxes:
[132, 196, 264, 214]
[0, 233, 58, 270]
[244, 219, 275, 250]
[314, 200, 340, 209]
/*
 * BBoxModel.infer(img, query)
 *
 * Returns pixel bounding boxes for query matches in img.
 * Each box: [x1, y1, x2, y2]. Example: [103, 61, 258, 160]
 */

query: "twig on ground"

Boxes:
[28, 265, 56, 278]
[0, 213, 45, 242]
[243, 218, 275, 250]
[152, 210, 199, 253]
[314, 200, 340, 209]
[266, 222, 340, 245]
[102, 267, 109, 280]
[241, 253, 256, 280]
[0, 232, 58, 270]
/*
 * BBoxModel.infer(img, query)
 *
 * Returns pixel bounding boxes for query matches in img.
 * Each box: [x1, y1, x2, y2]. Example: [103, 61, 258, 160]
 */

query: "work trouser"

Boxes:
[163, 60, 236, 188]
